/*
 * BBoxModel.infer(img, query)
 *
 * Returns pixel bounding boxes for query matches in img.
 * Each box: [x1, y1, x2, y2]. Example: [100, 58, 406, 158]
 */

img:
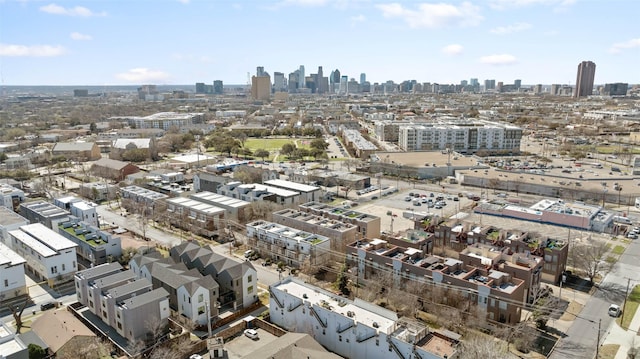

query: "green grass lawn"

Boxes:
[244, 138, 297, 151]
[617, 285, 640, 329]
[612, 245, 626, 255]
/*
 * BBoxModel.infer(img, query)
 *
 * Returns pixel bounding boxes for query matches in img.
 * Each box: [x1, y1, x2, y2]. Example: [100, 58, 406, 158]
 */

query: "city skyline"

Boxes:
[1, 1, 638, 86]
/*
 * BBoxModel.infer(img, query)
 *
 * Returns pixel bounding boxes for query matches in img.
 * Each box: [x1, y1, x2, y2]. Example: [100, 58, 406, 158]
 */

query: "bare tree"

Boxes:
[58, 337, 113, 359]
[457, 333, 511, 359]
[569, 241, 611, 284]
[7, 297, 29, 333]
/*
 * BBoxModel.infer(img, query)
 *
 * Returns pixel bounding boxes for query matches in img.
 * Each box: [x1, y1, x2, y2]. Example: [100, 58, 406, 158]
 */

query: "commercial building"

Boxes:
[291, 169, 371, 190]
[603, 83, 628, 96]
[57, 217, 122, 269]
[0, 242, 27, 301]
[110, 138, 157, 162]
[51, 142, 101, 161]
[90, 158, 140, 182]
[218, 182, 300, 206]
[170, 241, 258, 309]
[270, 208, 358, 251]
[263, 179, 321, 203]
[575, 60, 596, 98]
[398, 120, 522, 154]
[270, 278, 458, 359]
[9, 223, 77, 286]
[298, 201, 381, 239]
[251, 75, 271, 101]
[346, 238, 525, 324]
[246, 220, 331, 267]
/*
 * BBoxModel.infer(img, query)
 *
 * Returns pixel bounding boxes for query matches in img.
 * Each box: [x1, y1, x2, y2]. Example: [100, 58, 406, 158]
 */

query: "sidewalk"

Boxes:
[602, 301, 640, 358]
[547, 284, 593, 334]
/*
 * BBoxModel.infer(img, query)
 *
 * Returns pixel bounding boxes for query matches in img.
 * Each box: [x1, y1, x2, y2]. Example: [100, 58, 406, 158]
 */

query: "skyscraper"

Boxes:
[251, 73, 271, 101]
[514, 79, 521, 90]
[360, 73, 366, 85]
[213, 80, 223, 94]
[332, 69, 341, 93]
[299, 65, 305, 89]
[575, 61, 596, 98]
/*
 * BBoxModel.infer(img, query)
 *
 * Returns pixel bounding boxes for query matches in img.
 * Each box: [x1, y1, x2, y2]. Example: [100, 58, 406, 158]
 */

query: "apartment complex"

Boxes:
[575, 60, 596, 98]
[346, 238, 525, 324]
[170, 241, 258, 308]
[129, 251, 220, 325]
[9, 223, 78, 286]
[398, 120, 522, 154]
[116, 112, 204, 130]
[270, 278, 457, 359]
[298, 201, 381, 240]
[119, 186, 168, 212]
[0, 242, 27, 301]
[74, 263, 170, 344]
[246, 220, 331, 268]
[433, 224, 568, 284]
[271, 208, 358, 251]
[164, 197, 225, 239]
[341, 129, 378, 158]
[57, 217, 122, 269]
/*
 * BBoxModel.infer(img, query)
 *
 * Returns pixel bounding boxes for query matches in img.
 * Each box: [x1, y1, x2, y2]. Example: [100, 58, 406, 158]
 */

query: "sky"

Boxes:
[0, 0, 638, 86]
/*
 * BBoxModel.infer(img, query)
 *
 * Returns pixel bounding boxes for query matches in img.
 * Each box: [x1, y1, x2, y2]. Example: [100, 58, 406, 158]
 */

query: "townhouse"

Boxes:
[9, 223, 77, 286]
[298, 201, 381, 240]
[189, 191, 250, 223]
[0, 207, 29, 246]
[263, 179, 321, 203]
[0, 242, 27, 301]
[170, 242, 257, 309]
[19, 201, 69, 230]
[218, 181, 300, 206]
[271, 208, 358, 251]
[57, 217, 122, 269]
[246, 220, 331, 268]
[164, 197, 225, 239]
[270, 278, 457, 359]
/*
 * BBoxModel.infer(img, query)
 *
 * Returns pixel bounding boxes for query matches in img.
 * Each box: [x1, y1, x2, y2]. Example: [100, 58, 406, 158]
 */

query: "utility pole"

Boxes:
[596, 318, 601, 358]
[622, 278, 631, 326]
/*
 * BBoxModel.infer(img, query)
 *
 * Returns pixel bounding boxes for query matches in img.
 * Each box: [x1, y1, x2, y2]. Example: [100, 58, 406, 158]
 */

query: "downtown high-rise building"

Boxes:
[574, 60, 596, 98]
[273, 72, 286, 92]
[360, 73, 366, 85]
[331, 69, 341, 93]
[298, 65, 305, 89]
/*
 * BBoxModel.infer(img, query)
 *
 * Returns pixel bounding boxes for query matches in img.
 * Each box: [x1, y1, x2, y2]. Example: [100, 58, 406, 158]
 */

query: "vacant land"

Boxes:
[244, 138, 296, 151]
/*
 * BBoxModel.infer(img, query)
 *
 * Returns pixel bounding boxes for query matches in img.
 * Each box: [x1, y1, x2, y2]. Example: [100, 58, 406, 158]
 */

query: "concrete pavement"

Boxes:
[602, 295, 640, 358]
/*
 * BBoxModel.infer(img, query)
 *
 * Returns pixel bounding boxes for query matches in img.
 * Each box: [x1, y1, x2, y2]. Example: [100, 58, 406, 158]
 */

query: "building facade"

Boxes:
[575, 60, 596, 98]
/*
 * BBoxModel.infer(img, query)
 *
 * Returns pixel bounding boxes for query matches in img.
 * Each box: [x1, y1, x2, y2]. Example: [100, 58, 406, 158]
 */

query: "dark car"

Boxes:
[41, 302, 56, 311]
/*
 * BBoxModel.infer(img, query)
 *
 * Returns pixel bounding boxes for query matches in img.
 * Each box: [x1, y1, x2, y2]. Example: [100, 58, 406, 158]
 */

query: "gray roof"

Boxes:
[106, 278, 152, 299]
[120, 287, 169, 309]
[76, 262, 123, 281]
[241, 332, 342, 359]
[90, 270, 135, 289]
[91, 157, 134, 171]
[53, 142, 96, 152]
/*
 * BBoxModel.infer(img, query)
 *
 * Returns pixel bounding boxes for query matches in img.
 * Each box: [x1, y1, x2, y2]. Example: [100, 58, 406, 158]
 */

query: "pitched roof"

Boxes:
[52, 142, 96, 152]
[113, 138, 152, 149]
[91, 157, 135, 171]
[241, 332, 342, 359]
[31, 310, 96, 353]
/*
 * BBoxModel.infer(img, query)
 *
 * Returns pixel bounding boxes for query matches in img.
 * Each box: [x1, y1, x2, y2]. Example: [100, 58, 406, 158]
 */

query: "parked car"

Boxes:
[608, 304, 622, 317]
[189, 355, 203, 359]
[244, 329, 259, 340]
[404, 196, 412, 201]
[41, 302, 56, 311]
[244, 250, 254, 258]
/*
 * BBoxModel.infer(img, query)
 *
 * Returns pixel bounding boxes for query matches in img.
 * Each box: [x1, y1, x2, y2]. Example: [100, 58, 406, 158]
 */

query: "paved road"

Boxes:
[550, 238, 640, 359]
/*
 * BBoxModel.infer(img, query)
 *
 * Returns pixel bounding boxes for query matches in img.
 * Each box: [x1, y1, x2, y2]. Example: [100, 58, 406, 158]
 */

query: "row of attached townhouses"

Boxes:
[270, 278, 458, 359]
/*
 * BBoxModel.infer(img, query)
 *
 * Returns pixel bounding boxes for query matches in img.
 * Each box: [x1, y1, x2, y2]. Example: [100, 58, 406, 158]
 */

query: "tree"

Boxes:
[122, 148, 149, 162]
[254, 148, 270, 161]
[457, 333, 510, 359]
[28, 343, 47, 359]
[280, 143, 295, 157]
[89, 122, 97, 133]
[233, 166, 262, 184]
[310, 147, 327, 160]
[310, 138, 329, 151]
[335, 263, 350, 296]
[119, 247, 139, 265]
[8, 297, 29, 333]
[569, 241, 611, 284]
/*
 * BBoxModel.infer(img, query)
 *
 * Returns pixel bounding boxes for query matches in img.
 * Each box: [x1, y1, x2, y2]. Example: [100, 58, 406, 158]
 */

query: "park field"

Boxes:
[244, 138, 312, 151]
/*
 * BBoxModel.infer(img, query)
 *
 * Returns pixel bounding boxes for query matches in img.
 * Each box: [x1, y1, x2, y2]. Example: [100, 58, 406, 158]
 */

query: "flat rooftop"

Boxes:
[0, 207, 28, 226]
[0, 242, 26, 266]
[273, 279, 397, 334]
[264, 179, 319, 193]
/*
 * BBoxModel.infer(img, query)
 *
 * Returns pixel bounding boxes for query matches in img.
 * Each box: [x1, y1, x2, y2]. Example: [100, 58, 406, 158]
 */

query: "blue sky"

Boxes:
[0, 0, 638, 86]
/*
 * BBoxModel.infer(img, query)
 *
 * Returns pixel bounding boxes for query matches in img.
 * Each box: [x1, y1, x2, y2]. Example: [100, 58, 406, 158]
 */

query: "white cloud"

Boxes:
[177, 0, 190, 4]
[39, 3, 106, 17]
[0, 43, 65, 57]
[479, 54, 518, 65]
[116, 68, 170, 83]
[442, 44, 463, 55]
[376, 2, 483, 29]
[490, 22, 531, 35]
[609, 38, 640, 54]
[350, 14, 366, 26]
[489, 0, 576, 10]
[70, 32, 92, 41]
[279, 0, 329, 6]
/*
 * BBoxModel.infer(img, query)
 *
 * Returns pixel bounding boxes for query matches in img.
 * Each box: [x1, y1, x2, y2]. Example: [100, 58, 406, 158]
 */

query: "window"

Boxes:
[62, 264, 66, 271]
[51, 266, 58, 274]
[198, 293, 204, 303]
[117, 322, 122, 329]
[247, 286, 254, 294]
[248, 275, 252, 283]
[339, 335, 342, 342]
[198, 306, 205, 315]
[4, 279, 8, 287]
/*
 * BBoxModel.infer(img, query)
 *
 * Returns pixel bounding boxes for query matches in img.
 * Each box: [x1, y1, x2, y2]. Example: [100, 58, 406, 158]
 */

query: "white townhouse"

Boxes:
[0, 242, 27, 300]
[9, 223, 77, 286]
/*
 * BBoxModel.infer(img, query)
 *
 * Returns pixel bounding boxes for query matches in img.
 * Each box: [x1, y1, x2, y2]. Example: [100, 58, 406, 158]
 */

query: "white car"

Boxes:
[608, 304, 621, 317]
[189, 355, 203, 359]
[244, 328, 259, 339]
